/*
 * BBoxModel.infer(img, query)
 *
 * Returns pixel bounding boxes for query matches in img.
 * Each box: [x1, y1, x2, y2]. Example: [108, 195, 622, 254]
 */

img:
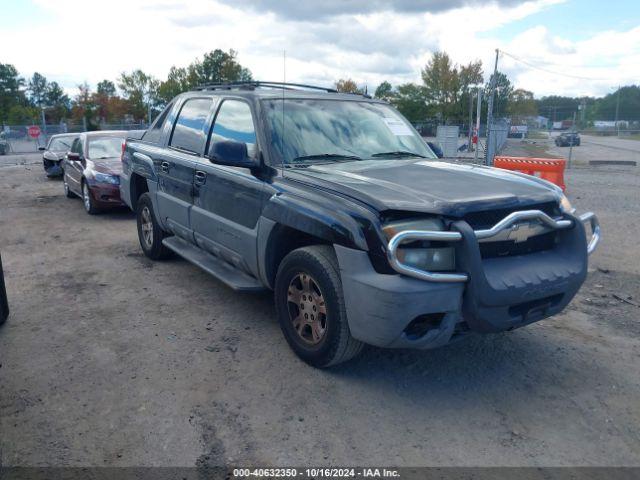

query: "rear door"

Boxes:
[156, 97, 215, 242]
[191, 98, 265, 275]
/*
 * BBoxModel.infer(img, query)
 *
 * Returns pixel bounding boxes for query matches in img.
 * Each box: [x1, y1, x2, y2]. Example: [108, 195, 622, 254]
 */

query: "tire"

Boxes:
[82, 180, 100, 215]
[274, 245, 363, 368]
[63, 172, 77, 198]
[136, 192, 171, 260]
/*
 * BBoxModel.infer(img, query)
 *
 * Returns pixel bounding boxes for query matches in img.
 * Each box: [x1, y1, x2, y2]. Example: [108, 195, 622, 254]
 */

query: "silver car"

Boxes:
[39, 133, 78, 177]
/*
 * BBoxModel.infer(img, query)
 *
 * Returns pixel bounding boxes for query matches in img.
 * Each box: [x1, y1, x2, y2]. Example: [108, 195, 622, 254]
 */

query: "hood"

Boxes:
[286, 159, 561, 217]
[91, 157, 123, 175]
[45, 150, 66, 160]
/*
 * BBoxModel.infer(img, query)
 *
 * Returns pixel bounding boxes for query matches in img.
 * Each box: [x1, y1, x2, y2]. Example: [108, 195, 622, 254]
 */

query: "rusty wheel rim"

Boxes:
[140, 206, 154, 248]
[287, 272, 327, 345]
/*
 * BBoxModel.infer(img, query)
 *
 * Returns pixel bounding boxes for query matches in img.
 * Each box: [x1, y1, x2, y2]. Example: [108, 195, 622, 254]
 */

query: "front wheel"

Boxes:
[82, 181, 100, 215]
[63, 173, 76, 198]
[274, 245, 363, 368]
[136, 192, 171, 260]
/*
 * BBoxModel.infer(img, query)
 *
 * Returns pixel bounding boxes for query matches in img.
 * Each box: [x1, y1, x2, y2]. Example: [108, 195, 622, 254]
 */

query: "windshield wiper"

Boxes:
[290, 153, 363, 164]
[371, 151, 426, 158]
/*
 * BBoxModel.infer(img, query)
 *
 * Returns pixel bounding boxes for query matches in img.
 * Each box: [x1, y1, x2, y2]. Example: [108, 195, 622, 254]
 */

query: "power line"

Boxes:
[498, 49, 607, 81]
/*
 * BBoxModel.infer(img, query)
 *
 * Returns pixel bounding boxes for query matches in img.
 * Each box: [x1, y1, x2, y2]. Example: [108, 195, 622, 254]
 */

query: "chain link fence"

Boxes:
[485, 120, 510, 165]
[0, 123, 148, 154]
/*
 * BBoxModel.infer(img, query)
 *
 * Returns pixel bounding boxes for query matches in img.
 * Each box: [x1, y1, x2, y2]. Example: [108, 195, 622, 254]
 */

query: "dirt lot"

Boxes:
[1, 157, 639, 467]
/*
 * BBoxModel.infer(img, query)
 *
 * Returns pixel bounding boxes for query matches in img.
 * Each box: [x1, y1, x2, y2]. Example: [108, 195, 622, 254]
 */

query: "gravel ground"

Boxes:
[503, 134, 640, 165]
[0, 160, 639, 468]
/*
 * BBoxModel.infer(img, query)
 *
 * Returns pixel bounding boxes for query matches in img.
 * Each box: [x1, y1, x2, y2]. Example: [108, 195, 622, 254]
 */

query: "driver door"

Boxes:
[65, 136, 84, 195]
[191, 98, 265, 274]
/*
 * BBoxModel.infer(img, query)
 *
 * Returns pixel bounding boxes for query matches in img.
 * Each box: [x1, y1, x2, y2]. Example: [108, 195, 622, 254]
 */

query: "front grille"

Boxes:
[463, 202, 560, 230]
[479, 231, 557, 258]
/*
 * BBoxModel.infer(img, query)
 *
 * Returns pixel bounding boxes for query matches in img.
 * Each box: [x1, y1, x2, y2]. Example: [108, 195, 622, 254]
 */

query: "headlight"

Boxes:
[382, 217, 455, 272]
[559, 194, 574, 214]
[43, 152, 59, 161]
[94, 172, 120, 185]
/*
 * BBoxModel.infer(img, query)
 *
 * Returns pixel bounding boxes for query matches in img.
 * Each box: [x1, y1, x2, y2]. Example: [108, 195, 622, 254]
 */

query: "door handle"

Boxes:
[160, 161, 170, 173]
[194, 170, 207, 186]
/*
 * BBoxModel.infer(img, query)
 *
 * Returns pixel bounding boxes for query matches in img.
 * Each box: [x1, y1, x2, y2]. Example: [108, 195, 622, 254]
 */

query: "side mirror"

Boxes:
[208, 140, 255, 168]
[67, 152, 80, 161]
[38, 146, 45, 151]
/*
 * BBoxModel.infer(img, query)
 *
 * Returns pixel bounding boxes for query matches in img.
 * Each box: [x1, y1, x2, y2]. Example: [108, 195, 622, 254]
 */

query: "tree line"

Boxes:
[1, 49, 638, 128]
[0, 49, 251, 128]
[337, 51, 640, 127]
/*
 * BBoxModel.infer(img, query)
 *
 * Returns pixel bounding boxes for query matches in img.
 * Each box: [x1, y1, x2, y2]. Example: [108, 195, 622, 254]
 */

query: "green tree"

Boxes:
[591, 85, 640, 122]
[157, 66, 191, 104]
[187, 49, 252, 86]
[28, 72, 48, 108]
[45, 81, 70, 122]
[335, 78, 362, 94]
[486, 71, 513, 118]
[0, 63, 26, 123]
[374, 81, 394, 100]
[457, 60, 484, 124]
[535, 95, 580, 122]
[421, 52, 460, 122]
[97, 80, 116, 97]
[391, 83, 429, 122]
[6, 104, 38, 124]
[118, 70, 159, 122]
[508, 88, 537, 119]
[94, 80, 119, 122]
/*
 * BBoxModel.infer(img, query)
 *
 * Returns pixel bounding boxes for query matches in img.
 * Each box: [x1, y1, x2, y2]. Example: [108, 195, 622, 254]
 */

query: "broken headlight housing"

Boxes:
[382, 217, 455, 272]
[559, 194, 575, 214]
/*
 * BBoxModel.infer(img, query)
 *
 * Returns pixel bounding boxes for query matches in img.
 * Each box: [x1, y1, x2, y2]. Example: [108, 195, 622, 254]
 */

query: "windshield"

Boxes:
[88, 137, 123, 159]
[49, 137, 76, 151]
[262, 99, 435, 165]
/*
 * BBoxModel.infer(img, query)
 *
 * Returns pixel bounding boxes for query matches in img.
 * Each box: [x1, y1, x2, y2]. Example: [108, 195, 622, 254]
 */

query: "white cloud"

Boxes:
[0, 0, 637, 98]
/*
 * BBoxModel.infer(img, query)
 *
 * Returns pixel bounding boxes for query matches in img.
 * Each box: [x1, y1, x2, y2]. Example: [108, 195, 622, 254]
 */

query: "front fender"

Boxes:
[261, 192, 370, 251]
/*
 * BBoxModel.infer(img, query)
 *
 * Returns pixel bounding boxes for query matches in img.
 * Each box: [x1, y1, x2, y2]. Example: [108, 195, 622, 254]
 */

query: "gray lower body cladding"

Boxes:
[334, 215, 588, 349]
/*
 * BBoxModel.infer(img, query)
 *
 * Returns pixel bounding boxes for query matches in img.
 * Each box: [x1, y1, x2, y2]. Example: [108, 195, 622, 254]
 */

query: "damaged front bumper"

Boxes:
[335, 210, 600, 349]
[43, 158, 63, 177]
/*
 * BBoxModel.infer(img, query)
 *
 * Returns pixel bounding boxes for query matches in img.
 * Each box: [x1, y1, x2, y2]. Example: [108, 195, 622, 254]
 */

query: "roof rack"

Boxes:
[191, 81, 339, 93]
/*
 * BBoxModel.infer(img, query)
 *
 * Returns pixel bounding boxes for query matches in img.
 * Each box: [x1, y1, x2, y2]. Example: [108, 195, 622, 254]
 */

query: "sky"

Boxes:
[1, 0, 639, 99]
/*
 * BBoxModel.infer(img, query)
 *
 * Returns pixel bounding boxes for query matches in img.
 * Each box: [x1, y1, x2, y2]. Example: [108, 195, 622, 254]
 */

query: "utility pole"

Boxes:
[474, 88, 482, 164]
[614, 85, 620, 136]
[485, 48, 499, 166]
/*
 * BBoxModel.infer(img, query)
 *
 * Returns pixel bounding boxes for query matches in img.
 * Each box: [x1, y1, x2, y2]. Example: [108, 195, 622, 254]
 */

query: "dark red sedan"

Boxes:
[62, 131, 127, 214]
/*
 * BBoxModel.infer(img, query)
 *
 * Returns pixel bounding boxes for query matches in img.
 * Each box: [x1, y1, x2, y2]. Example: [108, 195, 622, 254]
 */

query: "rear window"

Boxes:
[143, 102, 173, 144]
[170, 98, 213, 154]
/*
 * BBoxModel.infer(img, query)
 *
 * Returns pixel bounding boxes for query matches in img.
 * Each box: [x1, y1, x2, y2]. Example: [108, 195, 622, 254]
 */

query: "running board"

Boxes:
[162, 236, 265, 292]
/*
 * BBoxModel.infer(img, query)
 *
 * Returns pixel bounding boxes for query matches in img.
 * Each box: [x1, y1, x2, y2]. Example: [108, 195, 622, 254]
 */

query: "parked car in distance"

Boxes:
[121, 81, 600, 368]
[426, 141, 443, 158]
[39, 133, 78, 177]
[555, 132, 581, 147]
[63, 131, 127, 214]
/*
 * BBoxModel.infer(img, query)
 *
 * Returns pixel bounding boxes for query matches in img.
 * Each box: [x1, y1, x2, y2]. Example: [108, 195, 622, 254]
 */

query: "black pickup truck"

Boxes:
[120, 82, 600, 368]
